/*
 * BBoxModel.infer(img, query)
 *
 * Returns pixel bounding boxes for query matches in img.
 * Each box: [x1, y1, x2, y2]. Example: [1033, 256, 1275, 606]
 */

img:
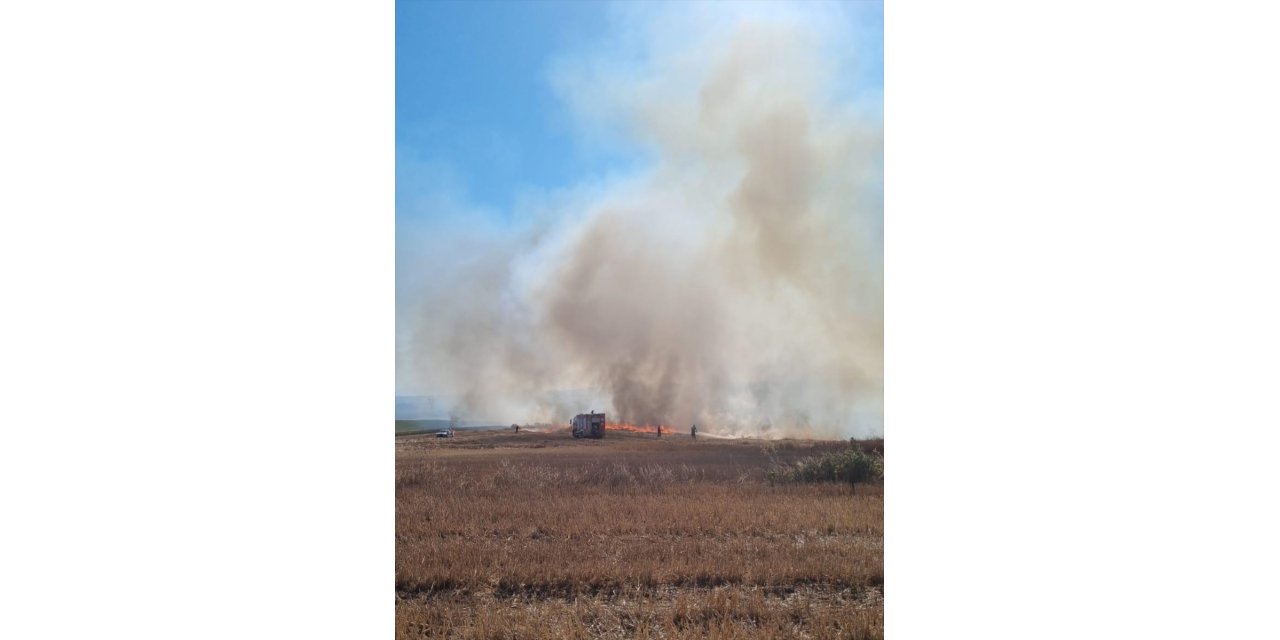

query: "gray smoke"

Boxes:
[398, 4, 882, 438]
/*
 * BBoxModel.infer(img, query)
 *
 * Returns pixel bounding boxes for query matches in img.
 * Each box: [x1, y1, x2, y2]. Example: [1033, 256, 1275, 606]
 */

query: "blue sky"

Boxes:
[397, 2, 884, 432]
[396, 0, 881, 223]
[396, 1, 618, 218]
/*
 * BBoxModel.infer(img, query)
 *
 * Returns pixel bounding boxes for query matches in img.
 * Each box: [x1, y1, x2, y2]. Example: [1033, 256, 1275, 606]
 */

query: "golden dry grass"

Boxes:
[396, 429, 883, 639]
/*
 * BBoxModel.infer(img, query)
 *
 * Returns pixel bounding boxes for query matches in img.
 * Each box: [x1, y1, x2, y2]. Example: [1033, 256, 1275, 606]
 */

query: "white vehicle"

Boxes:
[435, 428, 454, 438]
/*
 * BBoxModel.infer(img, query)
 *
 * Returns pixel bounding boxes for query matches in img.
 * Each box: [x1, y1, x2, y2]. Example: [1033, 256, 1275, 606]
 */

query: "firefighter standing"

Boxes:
[691, 424, 697, 440]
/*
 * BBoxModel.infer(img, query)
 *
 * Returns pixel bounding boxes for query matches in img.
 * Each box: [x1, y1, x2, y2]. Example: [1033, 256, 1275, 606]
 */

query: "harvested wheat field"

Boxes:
[396, 428, 883, 639]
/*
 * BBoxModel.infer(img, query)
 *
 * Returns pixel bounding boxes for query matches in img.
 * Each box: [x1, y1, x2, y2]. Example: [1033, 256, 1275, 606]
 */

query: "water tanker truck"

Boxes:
[571, 411, 606, 439]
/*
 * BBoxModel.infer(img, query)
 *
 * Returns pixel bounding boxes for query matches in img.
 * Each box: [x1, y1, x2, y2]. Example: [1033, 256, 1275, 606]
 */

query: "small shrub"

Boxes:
[772, 446, 883, 486]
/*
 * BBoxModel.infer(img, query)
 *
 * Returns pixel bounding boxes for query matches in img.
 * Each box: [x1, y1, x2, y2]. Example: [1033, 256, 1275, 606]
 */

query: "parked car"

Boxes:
[435, 428, 454, 438]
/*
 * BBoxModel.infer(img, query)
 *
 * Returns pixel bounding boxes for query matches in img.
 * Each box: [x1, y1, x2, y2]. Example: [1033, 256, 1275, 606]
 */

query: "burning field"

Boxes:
[602, 423, 666, 436]
[396, 428, 883, 639]
[396, 3, 884, 440]
[396, 4, 883, 636]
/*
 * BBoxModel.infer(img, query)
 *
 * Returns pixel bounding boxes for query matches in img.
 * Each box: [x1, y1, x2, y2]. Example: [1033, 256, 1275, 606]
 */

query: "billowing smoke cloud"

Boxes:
[398, 3, 882, 438]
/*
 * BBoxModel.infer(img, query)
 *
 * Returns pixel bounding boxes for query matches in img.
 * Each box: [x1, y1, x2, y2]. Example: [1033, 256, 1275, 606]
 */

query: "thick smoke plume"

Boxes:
[398, 5, 882, 438]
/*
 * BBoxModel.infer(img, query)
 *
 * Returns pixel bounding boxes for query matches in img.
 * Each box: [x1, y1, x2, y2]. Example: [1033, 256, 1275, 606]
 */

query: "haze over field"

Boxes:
[397, 2, 883, 438]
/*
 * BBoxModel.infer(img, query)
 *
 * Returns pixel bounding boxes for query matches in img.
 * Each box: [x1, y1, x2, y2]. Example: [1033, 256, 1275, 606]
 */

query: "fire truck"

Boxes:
[571, 411, 606, 439]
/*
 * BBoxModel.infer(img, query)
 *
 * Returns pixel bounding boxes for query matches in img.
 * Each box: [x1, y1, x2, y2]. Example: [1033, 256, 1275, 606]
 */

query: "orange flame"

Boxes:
[607, 423, 668, 435]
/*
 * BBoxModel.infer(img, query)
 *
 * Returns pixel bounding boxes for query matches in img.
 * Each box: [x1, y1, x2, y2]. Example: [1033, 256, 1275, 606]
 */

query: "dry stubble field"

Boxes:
[396, 429, 883, 639]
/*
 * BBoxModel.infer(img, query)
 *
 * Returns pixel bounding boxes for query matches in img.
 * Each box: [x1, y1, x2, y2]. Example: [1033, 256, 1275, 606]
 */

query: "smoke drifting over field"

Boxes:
[398, 4, 882, 437]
